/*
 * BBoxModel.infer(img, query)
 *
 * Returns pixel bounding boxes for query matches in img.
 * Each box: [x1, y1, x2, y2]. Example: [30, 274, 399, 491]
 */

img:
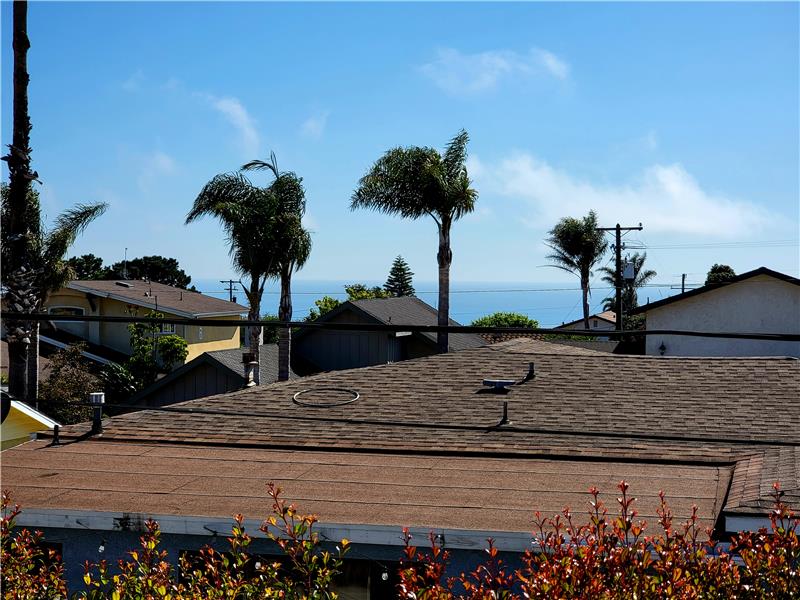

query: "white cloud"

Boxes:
[137, 151, 176, 191]
[420, 47, 570, 94]
[122, 69, 145, 92]
[202, 94, 260, 158]
[468, 153, 773, 237]
[533, 49, 569, 80]
[300, 110, 330, 139]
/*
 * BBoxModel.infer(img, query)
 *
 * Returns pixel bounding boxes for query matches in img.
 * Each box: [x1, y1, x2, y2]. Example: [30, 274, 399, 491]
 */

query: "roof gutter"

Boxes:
[14, 508, 534, 552]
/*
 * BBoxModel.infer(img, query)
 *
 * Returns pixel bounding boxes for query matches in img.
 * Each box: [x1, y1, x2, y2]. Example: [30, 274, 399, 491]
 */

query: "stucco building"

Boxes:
[45, 280, 247, 363]
[633, 267, 799, 357]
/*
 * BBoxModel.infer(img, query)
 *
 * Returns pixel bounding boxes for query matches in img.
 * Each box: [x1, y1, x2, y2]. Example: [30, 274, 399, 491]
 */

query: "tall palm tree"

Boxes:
[600, 252, 657, 314]
[545, 210, 608, 331]
[1, 186, 108, 402]
[242, 155, 311, 382]
[1, 2, 108, 404]
[2, 0, 36, 402]
[186, 173, 279, 385]
[351, 129, 477, 353]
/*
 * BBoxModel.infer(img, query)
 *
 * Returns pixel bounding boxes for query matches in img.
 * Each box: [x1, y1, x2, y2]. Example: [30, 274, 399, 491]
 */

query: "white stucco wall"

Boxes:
[644, 275, 800, 357]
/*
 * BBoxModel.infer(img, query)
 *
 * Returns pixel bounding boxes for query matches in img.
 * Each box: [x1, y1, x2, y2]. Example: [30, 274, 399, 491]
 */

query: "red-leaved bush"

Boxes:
[3, 482, 798, 599]
[398, 481, 799, 599]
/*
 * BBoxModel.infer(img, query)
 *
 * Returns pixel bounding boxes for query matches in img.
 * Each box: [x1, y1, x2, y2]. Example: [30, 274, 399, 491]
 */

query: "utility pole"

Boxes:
[220, 279, 239, 303]
[597, 223, 643, 332]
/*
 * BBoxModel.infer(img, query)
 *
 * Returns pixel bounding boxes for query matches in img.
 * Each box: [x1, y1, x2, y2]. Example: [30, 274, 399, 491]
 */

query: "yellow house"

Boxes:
[45, 280, 247, 363]
[1, 395, 59, 450]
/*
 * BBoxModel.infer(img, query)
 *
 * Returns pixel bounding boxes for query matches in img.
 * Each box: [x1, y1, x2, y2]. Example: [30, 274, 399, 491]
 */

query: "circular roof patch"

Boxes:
[292, 387, 360, 408]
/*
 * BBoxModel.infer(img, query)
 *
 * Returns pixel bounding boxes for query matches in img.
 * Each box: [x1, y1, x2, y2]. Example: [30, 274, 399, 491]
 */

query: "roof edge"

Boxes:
[633, 267, 800, 314]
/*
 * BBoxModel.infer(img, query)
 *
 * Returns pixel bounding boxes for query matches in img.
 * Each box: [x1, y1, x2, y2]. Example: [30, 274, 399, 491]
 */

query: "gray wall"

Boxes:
[34, 526, 518, 596]
[143, 362, 243, 406]
[295, 311, 391, 371]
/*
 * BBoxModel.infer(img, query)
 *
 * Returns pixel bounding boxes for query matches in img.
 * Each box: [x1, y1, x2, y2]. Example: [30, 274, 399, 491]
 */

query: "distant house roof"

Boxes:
[631, 267, 800, 315]
[556, 310, 617, 329]
[131, 344, 295, 405]
[297, 296, 486, 352]
[9, 337, 796, 536]
[66, 280, 248, 319]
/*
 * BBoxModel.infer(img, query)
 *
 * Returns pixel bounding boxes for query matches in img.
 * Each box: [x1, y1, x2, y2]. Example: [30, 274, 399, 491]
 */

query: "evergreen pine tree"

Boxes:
[384, 256, 415, 297]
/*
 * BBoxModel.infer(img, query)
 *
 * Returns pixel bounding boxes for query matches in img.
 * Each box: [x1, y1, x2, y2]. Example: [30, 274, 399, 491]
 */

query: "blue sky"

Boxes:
[2, 1, 798, 288]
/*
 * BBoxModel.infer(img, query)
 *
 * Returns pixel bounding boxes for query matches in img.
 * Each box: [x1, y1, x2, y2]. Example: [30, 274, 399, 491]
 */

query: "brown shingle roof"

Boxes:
[1, 441, 731, 531]
[3, 338, 797, 528]
[67, 280, 247, 317]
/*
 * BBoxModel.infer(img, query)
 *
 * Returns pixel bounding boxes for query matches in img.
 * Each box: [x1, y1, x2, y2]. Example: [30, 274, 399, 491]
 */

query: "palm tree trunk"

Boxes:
[26, 322, 39, 406]
[436, 221, 452, 353]
[277, 266, 292, 382]
[3, 0, 35, 403]
[246, 275, 262, 385]
[581, 274, 590, 331]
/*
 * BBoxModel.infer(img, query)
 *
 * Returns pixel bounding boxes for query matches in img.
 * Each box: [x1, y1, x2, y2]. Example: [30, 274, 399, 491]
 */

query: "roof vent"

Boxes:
[115, 281, 133, 288]
[482, 379, 516, 392]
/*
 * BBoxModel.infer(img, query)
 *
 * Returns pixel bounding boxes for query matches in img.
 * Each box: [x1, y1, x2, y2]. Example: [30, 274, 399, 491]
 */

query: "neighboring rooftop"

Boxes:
[130, 345, 296, 407]
[66, 280, 248, 318]
[632, 267, 800, 314]
[297, 296, 486, 352]
[557, 310, 617, 328]
[4, 337, 797, 533]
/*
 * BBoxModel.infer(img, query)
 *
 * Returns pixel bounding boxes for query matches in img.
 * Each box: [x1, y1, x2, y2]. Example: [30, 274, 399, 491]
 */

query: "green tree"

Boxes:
[471, 312, 539, 328]
[98, 311, 189, 404]
[38, 343, 100, 425]
[66, 253, 105, 279]
[242, 154, 312, 382]
[1, 184, 107, 404]
[705, 263, 736, 285]
[545, 210, 608, 331]
[600, 252, 657, 313]
[261, 313, 281, 344]
[105, 255, 192, 289]
[187, 173, 279, 384]
[306, 283, 390, 321]
[188, 156, 312, 384]
[384, 255, 416, 297]
[352, 130, 477, 353]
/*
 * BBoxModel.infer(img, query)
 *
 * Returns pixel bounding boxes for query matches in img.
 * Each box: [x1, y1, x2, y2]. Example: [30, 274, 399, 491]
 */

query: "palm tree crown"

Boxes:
[600, 252, 657, 313]
[351, 130, 477, 352]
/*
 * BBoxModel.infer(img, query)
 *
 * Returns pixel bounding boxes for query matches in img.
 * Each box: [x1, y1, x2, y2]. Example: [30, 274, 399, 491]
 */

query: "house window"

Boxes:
[48, 306, 85, 318]
[159, 323, 176, 334]
[592, 319, 598, 328]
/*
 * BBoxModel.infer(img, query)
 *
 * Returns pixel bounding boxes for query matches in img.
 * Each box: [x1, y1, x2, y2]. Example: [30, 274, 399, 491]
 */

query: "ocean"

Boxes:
[191, 278, 629, 327]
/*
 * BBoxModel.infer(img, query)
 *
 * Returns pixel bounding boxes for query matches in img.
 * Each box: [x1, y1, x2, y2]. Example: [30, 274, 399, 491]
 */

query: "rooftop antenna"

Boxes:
[123, 247, 128, 279]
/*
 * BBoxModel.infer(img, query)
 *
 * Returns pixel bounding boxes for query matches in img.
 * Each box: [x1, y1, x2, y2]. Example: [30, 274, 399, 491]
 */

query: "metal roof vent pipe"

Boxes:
[89, 392, 105, 434]
[516, 362, 535, 385]
[242, 352, 258, 387]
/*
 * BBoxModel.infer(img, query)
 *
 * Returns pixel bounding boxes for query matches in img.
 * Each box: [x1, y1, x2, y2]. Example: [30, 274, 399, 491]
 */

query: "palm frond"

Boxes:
[241, 151, 279, 178]
[185, 172, 257, 226]
[43, 203, 108, 266]
[351, 146, 439, 220]
[442, 129, 469, 182]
